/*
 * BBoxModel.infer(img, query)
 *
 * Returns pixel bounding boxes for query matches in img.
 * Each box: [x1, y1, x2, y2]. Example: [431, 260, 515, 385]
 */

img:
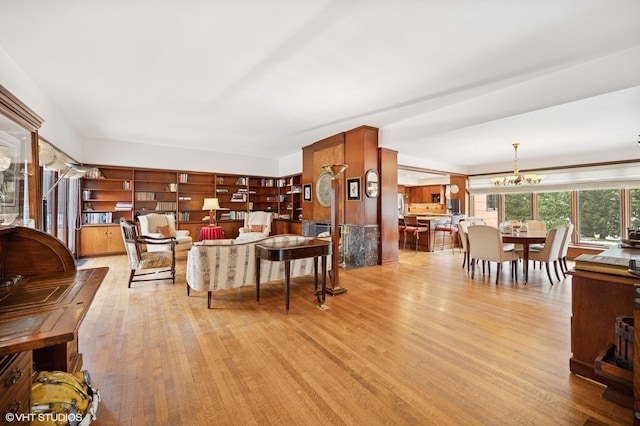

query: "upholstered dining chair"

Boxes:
[525, 220, 546, 231]
[468, 225, 519, 284]
[557, 223, 574, 277]
[457, 220, 471, 271]
[402, 215, 428, 252]
[119, 219, 176, 288]
[524, 225, 567, 285]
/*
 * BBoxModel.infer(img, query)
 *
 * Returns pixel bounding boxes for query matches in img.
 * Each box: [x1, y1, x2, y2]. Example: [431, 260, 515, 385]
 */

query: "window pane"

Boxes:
[631, 188, 640, 230]
[505, 193, 531, 221]
[56, 179, 67, 243]
[577, 189, 620, 245]
[537, 191, 571, 229]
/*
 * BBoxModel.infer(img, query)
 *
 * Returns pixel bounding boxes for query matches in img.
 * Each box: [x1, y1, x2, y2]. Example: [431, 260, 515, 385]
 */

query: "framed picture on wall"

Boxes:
[347, 177, 361, 201]
[303, 184, 312, 202]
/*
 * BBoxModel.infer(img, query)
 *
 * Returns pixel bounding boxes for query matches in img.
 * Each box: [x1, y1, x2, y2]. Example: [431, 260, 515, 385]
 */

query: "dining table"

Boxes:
[501, 229, 548, 283]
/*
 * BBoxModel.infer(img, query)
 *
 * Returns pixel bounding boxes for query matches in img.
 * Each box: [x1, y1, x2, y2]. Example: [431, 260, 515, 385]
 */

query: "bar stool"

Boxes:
[403, 215, 428, 252]
[434, 217, 459, 253]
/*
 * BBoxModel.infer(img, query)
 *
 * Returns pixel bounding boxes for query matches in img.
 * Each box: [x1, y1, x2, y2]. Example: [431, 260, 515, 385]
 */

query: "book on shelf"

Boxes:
[155, 201, 177, 211]
[114, 202, 133, 211]
[135, 191, 156, 201]
[178, 196, 192, 200]
[83, 212, 113, 224]
[574, 253, 633, 277]
[178, 173, 189, 183]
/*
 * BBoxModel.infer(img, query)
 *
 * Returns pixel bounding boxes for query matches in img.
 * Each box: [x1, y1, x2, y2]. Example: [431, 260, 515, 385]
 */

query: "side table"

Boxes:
[198, 226, 224, 241]
[255, 238, 331, 313]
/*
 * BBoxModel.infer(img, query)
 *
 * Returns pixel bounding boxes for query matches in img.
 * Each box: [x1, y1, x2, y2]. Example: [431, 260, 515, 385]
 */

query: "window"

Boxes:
[577, 189, 620, 245]
[486, 194, 498, 211]
[537, 191, 571, 230]
[630, 188, 640, 230]
[504, 193, 531, 221]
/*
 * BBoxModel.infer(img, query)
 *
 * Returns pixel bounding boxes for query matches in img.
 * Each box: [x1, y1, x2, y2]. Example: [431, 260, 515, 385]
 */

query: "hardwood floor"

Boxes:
[77, 248, 632, 425]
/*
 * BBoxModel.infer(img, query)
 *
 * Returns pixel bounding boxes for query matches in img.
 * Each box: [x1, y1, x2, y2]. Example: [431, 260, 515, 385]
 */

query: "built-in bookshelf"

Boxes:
[80, 166, 134, 225]
[79, 165, 301, 255]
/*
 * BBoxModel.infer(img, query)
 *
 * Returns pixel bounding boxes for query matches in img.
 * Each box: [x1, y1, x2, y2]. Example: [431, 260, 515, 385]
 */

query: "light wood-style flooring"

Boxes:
[77, 247, 632, 425]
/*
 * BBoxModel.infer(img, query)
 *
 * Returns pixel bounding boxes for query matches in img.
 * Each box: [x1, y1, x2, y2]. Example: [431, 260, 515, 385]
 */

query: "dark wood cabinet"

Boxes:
[0, 226, 106, 422]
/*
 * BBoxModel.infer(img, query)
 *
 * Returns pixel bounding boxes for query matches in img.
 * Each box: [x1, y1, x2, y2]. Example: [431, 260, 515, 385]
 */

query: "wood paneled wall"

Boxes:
[379, 148, 398, 265]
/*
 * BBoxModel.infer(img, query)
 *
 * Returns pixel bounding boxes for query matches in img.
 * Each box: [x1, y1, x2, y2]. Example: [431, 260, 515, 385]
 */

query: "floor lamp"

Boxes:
[322, 164, 348, 296]
[42, 163, 91, 232]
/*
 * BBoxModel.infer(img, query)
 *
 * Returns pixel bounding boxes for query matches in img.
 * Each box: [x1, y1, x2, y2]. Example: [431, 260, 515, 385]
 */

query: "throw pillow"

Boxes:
[157, 225, 171, 238]
[250, 225, 264, 232]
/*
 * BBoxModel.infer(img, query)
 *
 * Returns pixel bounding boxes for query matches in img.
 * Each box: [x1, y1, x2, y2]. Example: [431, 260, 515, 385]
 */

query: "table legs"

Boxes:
[256, 255, 328, 312]
[522, 244, 530, 284]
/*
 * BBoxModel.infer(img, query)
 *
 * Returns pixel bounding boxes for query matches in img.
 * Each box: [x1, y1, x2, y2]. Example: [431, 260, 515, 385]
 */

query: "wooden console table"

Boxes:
[255, 238, 331, 312]
[568, 246, 638, 398]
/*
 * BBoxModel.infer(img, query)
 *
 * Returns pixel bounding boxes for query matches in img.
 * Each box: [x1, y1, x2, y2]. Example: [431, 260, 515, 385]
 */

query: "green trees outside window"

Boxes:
[538, 191, 571, 230]
[504, 193, 531, 221]
[577, 189, 620, 245]
[631, 188, 640, 230]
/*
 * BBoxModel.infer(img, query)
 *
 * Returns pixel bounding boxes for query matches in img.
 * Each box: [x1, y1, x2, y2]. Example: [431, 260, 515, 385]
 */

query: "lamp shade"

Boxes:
[203, 198, 222, 210]
[322, 164, 348, 178]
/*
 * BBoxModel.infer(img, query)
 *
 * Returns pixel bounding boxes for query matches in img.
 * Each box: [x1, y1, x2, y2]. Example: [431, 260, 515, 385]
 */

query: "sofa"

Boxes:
[138, 213, 193, 252]
[186, 234, 332, 308]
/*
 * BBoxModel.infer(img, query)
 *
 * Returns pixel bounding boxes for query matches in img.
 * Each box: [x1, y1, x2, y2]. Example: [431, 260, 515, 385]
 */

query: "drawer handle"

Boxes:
[6, 368, 23, 385]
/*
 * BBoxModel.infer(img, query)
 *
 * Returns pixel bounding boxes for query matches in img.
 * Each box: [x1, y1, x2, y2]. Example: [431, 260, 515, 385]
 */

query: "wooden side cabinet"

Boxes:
[0, 352, 31, 425]
[80, 224, 125, 256]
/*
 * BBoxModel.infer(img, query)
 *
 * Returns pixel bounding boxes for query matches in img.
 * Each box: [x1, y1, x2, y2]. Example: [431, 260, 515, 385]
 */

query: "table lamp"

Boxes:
[202, 198, 224, 226]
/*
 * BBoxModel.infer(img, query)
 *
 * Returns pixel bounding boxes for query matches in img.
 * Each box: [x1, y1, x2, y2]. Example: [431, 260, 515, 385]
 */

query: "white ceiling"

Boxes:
[1, 0, 639, 179]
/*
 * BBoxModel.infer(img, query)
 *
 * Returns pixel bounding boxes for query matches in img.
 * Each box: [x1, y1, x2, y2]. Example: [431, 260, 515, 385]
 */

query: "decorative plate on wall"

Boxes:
[316, 172, 332, 207]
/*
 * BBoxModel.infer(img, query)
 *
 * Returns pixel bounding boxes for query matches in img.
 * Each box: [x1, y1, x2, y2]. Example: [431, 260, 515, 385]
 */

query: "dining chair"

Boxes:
[468, 225, 519, 284]
[557, 223, 574, 277]
[457, 220, 471, 271]
[403, 215, 429, 252]
[525, 220, 546, 231]
[524, 225, 567, 285]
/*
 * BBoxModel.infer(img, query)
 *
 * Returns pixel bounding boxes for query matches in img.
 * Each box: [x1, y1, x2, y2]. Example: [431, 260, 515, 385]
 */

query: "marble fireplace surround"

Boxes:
[302, 220, 378, 270]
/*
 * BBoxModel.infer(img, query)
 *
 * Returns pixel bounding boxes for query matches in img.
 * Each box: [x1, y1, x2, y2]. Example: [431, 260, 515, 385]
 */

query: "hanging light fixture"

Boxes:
[490, 143, 545, 186]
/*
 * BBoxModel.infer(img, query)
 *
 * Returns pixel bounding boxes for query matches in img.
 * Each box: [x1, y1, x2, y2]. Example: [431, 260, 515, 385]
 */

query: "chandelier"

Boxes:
[490, 143, 544, 186]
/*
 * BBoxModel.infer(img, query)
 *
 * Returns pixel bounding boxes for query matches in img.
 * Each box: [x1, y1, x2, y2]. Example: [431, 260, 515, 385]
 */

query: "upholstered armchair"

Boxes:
[137, 213, 193, 251]
[119, 219, 176, 288]
[236, 211, 273, 242]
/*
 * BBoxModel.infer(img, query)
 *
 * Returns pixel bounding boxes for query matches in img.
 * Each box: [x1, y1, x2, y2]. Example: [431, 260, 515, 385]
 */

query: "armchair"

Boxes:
[119, 219, 176, 288]
[236, 211, 273, 242]
[138, 213, 193, 251]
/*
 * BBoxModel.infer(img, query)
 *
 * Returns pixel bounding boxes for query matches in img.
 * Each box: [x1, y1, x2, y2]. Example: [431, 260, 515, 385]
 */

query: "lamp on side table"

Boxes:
[202, 198, 227, 227]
